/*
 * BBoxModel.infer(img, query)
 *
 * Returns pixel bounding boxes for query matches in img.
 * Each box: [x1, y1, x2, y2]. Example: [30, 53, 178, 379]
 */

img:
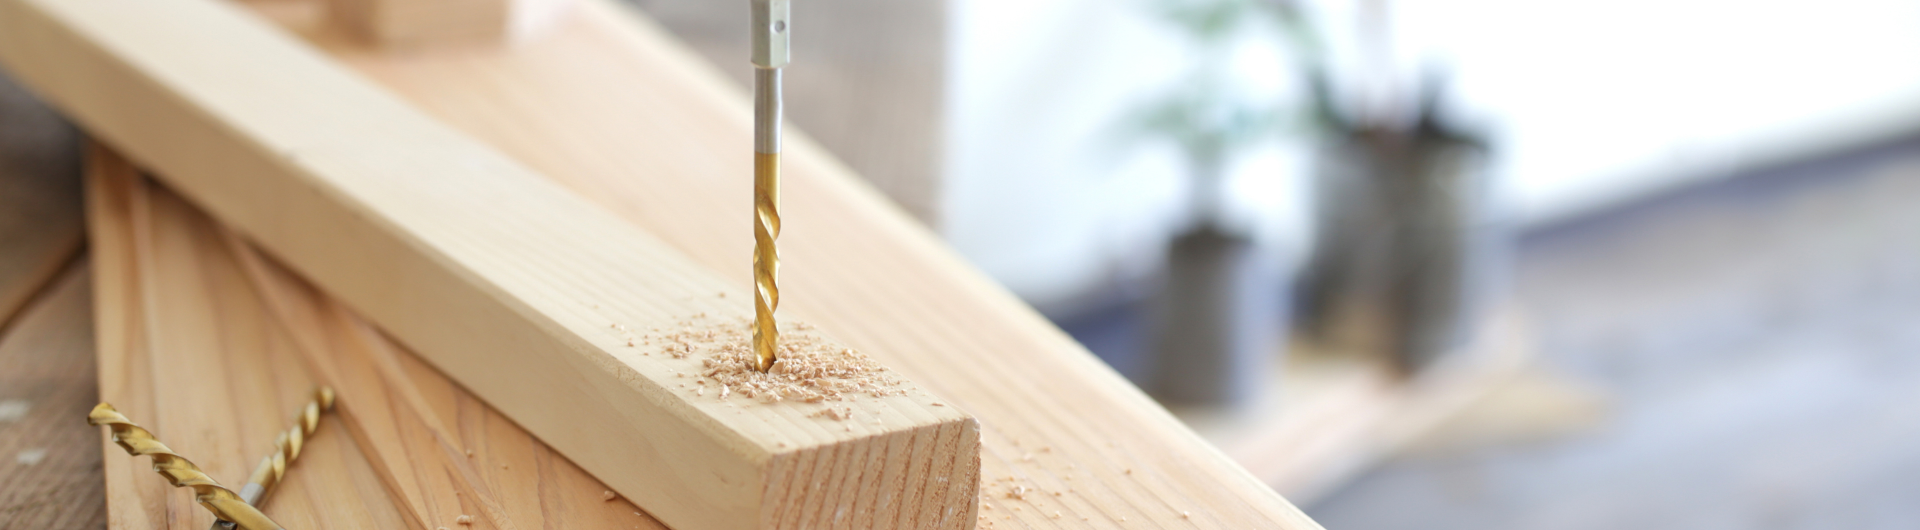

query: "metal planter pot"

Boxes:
[1296, 131, 1504, 373]
[1147, 223, 1287, 407]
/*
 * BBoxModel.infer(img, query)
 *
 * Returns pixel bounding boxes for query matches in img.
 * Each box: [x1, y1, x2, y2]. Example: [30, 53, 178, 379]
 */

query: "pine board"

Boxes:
[1, 0, 980, 526]
[88, 146, 668, 530]
[87, 146, 414, 529]
[0, 0, 1324, 525]
[223, 180, 671, 530]
[264, 0, 1320, 527]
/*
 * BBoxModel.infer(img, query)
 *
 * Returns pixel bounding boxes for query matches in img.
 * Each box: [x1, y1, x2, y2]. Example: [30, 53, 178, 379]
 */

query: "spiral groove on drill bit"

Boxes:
[240, 387, 336, 506]
[752, 150, 782, 372]
[88, 403, 286, 530]
[750, 63, 784, 373]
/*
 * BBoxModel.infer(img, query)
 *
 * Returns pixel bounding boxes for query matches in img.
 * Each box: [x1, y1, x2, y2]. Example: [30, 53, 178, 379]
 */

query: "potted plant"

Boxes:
[1124, 0, 1300, 407]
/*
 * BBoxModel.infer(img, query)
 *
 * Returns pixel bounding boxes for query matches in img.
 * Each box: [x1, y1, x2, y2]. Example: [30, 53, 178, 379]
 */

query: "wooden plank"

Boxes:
[87, 146, 413, 530]
[325, 0, 570, 49]
[0, 261, 104, 529]
[0, 1, 979, 528]
[0, 70, 82, 332]
[225, 221, 668, 530]
[85, 142, 173, 530]
[91, 144, 667, 529]
[266, 1, 1320, 528]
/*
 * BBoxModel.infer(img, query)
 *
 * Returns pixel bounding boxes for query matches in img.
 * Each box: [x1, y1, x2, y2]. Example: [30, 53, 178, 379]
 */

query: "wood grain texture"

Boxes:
[227, 200, 654, 530]
[92, 144, 668, 530]
[0, 262, 105, 529]
[0, 69, 82, 333]
[1, 0, 978, 528]
[7, 0, 1320, 526]
[266, 1, 1320, 528]
[85, 143, 172, 530]
[87, 146, 413, 530]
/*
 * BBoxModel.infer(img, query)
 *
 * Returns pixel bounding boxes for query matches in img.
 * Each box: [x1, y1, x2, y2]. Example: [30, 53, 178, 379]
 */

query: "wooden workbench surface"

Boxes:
[0, 70, 98, 528]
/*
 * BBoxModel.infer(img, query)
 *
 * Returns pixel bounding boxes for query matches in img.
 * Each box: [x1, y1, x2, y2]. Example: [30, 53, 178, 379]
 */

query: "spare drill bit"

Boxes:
[750, 0, 789, 372]
[212, 387, 337, 530]
[88, 403, 286, 530]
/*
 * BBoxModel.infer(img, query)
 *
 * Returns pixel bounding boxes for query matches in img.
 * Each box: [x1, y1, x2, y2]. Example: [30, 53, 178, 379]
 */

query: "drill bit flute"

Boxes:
[212, 387, 337, 530]
[750, 0, 789, 372]
[88, 403, 286, 530]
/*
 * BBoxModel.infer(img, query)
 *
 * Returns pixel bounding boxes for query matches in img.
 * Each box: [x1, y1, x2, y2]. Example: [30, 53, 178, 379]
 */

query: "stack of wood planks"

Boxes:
[0, 0, 1329, 526]
[88, 144, 662, 529]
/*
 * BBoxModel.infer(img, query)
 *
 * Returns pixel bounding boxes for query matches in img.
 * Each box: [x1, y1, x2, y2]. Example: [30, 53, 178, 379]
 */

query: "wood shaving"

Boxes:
[640, 318, 907, 415]
[602, 490, 618, 501]
[808, 406, 854, 421]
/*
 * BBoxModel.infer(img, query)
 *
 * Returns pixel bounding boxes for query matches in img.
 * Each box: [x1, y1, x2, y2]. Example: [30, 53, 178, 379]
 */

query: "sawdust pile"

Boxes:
[642, 317, 905, 406]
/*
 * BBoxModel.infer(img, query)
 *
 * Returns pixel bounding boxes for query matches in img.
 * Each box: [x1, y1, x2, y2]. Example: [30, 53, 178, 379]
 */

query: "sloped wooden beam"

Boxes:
[1, 0, 978, 528]
[271, 1, 1325, 528]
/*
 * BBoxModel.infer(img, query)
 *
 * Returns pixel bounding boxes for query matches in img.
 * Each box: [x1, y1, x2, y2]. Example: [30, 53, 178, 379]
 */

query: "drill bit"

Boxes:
[212, 387, 337, 530]
[750, 0, 789, 372]
[88, 403, 286, 530]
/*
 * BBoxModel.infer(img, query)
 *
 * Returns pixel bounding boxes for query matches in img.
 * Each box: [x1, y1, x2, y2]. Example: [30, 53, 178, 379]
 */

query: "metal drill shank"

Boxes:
[750, 0, 786, 372]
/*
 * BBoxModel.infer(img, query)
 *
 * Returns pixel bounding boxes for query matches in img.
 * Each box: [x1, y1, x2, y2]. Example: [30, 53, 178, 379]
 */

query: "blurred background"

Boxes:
[626, 0, 1920, 527]
[628, 0, 1920, 527]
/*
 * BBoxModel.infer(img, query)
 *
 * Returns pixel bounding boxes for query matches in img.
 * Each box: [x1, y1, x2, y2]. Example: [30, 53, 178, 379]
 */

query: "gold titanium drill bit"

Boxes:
[211, 387, 337, 530]
[88, 403, 286, 530]
[750, 0, 790, 372]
